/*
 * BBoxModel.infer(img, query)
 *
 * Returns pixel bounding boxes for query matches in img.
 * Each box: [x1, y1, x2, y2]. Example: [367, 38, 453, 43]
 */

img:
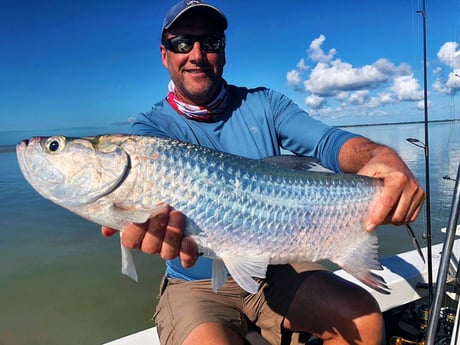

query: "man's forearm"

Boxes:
[338, 137, 399, 174]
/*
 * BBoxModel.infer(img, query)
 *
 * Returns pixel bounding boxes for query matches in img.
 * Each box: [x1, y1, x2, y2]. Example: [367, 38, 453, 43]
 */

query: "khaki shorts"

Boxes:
[154, 262, 326, 345]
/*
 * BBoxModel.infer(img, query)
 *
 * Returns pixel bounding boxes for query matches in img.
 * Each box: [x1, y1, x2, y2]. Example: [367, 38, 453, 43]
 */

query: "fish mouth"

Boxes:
[16, 139, 41, 186]
[17, 137, 66, 186]
[16, 139, 29, 152]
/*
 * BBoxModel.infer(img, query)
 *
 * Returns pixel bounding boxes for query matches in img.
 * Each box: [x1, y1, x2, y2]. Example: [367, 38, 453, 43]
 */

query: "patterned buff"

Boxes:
[166, 80, 230, 122]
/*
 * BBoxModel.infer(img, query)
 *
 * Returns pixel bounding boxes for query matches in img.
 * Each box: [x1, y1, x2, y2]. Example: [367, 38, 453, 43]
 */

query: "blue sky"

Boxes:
[1, 0, 459, 131]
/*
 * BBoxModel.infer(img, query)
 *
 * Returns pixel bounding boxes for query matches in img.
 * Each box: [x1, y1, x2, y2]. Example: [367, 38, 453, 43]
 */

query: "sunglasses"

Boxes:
[162, 34, 225, 54]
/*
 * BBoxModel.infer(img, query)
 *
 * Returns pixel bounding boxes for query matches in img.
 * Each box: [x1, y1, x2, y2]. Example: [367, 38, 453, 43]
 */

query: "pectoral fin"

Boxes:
[219, 255, 270, 294]
[111, 203, 167, 283]
[120, 232, 138, 282]
[211, 259, 228, 292]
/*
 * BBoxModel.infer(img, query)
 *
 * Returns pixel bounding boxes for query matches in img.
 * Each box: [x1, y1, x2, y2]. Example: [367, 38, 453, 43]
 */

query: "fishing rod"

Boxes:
[425, 163, 460, 345]
[407, 0, 434, 302]
[414, 1, 460, 344]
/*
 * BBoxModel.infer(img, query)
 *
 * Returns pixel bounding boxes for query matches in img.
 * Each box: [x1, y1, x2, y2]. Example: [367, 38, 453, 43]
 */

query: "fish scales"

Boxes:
[16, 134, 389, 294]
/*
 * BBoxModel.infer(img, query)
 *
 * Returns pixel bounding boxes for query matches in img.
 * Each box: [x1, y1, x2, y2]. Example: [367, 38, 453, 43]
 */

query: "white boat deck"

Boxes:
[104, 239, 460, 345]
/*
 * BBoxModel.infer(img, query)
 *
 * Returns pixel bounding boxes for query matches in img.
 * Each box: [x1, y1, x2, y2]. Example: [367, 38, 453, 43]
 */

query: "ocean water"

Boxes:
[0, 121, 459, 345]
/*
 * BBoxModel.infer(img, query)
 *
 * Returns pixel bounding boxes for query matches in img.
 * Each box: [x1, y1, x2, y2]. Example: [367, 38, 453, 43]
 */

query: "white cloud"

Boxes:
[307, 34, 336, 63]
[296, 58, 309, 71]
[349, 90, 369, 105]
[445, 71, 460, 93]
[334, 91, 349, 101]
[304, 59, 389, 96]
[434, 42, 460, 94]
[391, 75, 424, 101]
[378, 92, 395, 105]
[286, 69, 302, 86]
[366, 97, 383, 109]
[432, 78, 449, 93]
[417, 99, 431, 110]
[285, 34, 432, 117]
[373, 58, 412, 77]
[437, 42, 459, 68]
[305, 94, 326, 109]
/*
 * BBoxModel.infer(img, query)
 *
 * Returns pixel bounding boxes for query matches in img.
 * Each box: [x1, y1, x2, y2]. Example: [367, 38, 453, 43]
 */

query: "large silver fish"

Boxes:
[16, 135, 389, 294]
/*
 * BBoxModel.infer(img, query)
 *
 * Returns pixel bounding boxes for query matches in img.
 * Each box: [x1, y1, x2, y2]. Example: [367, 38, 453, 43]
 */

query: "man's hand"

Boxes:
[101, 204, 199, 268]
[339, 137, 425, 231]
[358, 146, 425, 231]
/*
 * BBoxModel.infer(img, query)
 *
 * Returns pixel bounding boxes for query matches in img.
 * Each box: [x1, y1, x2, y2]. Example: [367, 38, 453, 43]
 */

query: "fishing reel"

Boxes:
[390, 337, 425, 345]
[389, 304, 456, 345]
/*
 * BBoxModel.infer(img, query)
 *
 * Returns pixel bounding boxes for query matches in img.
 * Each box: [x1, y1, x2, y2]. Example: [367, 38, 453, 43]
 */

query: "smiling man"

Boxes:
[161, 7, 226, 107]
[102, 1, 425, 344]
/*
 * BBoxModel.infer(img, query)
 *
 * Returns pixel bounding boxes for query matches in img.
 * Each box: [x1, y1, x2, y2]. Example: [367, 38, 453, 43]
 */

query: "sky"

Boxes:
[1, 0, 460, 132]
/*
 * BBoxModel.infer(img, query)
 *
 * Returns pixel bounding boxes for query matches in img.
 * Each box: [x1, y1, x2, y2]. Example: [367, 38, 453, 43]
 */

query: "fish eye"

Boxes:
[49, 140, 60, 152]
[45, 136, 66, 153]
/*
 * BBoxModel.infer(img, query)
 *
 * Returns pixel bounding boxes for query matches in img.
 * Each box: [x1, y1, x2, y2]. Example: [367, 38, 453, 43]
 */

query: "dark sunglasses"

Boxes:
[162, 34, 225, 54]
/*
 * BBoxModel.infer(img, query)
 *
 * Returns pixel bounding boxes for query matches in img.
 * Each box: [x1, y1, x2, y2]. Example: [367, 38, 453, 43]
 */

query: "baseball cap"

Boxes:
[162, 0, 228, 32]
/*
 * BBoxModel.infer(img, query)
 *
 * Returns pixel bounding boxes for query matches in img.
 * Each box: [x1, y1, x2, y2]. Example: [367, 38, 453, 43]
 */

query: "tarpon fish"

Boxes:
[16, 135, 389, 294]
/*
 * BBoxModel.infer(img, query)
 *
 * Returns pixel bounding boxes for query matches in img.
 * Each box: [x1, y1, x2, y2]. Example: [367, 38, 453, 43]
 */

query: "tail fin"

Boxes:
[335, 230, 390, 295]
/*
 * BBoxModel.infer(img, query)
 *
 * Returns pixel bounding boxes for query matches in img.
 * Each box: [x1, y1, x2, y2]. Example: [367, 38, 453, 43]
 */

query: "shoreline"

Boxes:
[1, 119, 458, 150]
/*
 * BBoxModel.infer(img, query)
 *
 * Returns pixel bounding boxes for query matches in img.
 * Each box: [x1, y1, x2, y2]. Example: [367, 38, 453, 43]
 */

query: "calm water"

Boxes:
[0, 121, 459, 345]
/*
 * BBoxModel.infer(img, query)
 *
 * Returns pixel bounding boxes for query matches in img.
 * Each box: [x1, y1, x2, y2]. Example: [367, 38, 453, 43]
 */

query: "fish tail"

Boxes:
[336, 231, 390, 295]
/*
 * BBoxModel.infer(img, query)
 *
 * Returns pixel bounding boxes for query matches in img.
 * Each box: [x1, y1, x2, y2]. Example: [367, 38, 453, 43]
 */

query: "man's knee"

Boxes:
[284, 271, 383, 343]
[342, 283, 381, 316]
[182, 322, 245, 345]
[336, 286, 383, 344]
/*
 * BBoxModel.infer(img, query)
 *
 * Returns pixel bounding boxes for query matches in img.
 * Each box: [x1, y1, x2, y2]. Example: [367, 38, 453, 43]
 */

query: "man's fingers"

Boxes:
[158, 210, 185, 260]
[179, 236, 199, 268]
[138, 206, 187, 260]
[102, 204, 198, 268]
[365, 170, 425, 231]
[406, 186, 425, 223]
[410, 194, 425, 223]
[140, 205, 170, 254]
[121, 222, 148, 249]
[366, 192, 396, 231]
[101, 226, 118, 237]
[390, 186, 424, 225]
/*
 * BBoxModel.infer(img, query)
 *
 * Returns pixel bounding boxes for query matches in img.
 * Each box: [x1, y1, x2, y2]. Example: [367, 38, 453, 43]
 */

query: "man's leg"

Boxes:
[183, 322, 245, 345]
[283, 270, 383, 345]
[155, 278, 249, 345]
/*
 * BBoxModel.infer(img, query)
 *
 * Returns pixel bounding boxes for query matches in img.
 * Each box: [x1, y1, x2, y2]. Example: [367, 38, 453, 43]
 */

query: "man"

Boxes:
[103, 1, 425, 344]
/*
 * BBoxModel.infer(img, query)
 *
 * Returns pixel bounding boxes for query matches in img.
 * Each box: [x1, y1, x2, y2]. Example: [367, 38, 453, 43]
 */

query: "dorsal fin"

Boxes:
[262, 155, 333, 173]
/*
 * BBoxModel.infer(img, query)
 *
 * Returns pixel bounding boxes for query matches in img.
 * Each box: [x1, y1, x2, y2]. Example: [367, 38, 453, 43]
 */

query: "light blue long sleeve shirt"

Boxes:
[131, 84, 360, 281]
